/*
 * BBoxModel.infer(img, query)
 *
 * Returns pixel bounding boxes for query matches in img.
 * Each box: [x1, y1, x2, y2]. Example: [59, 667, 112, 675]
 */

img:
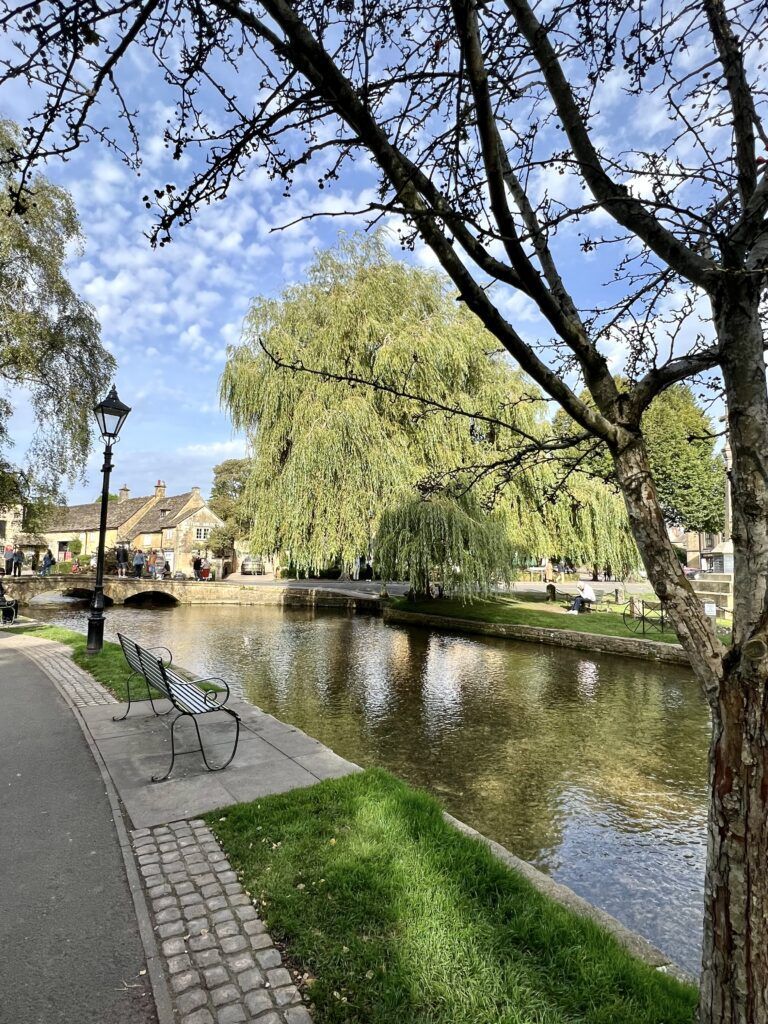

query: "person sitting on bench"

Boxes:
[568, 581, 596, 614]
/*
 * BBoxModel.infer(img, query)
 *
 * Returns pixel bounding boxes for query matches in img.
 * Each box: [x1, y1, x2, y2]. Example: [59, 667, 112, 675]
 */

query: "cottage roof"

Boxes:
[123, 491, 200, 539]
[47, 496, 152, 533]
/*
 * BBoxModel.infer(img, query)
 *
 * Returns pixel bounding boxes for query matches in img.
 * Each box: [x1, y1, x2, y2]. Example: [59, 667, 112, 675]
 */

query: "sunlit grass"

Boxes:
[390, 595, 683, 644]
[208, 769, 696, 1024]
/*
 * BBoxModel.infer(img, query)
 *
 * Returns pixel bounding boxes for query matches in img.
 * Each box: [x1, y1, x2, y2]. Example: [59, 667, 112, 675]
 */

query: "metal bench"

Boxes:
[116, 632, 241, 782]
[0, 598, 17, 625]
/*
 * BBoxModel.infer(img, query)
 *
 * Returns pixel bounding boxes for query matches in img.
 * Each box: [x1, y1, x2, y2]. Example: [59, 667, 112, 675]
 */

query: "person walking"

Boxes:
[147, 550, 158, 579]
[12, 547, 23, 577]
[132, 548, 146, 579]
[192, 553, 202, 581]
[40, 549, 55, 576]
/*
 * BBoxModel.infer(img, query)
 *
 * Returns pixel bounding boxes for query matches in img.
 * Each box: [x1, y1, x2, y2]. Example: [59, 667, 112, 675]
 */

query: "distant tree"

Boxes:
[94, 492, 119, 504]
[221, 237, 640, 580]
[556, 383, 726, 535]
[377, 495, 515, 598]
[208, 459, 250, 530]
[0, 120, 114, 513]
[207, 459, 250, 558]
[206, 524, 237, 559]
[643, 387, 725, 534]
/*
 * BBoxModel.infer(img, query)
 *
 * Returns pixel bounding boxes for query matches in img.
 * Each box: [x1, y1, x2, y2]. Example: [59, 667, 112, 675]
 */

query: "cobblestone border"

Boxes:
[3, 633, 117, 706]
[133, 820, 313, 1024]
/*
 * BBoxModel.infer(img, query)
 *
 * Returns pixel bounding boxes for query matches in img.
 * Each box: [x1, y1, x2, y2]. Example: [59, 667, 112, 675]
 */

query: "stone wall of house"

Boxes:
[0, 505, 24, 545]
[174, 505, 222, 570]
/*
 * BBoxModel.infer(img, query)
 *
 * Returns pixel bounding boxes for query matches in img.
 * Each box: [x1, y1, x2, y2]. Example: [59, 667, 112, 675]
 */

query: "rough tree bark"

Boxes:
[613, 284, 768, 1023]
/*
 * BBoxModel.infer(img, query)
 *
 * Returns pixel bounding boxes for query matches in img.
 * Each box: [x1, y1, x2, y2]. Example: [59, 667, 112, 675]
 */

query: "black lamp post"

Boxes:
[86, 385, 131, 655]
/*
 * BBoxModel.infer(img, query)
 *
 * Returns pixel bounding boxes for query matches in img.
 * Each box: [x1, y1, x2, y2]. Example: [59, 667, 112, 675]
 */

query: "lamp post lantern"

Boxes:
[86, 386, 131, 655]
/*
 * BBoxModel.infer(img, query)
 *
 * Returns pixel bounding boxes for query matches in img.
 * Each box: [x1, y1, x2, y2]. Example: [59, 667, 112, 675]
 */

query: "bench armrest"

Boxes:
[144, 644, 173, 666]
[194, 677, 233, 706]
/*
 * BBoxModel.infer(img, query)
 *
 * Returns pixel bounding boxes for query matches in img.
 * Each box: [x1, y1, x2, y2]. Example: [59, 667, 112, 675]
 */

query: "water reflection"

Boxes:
[30, 598, 708, 973]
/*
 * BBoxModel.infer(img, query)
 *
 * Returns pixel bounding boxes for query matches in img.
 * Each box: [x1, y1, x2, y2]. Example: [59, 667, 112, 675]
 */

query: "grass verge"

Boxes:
[12, 624, 219, 701]
[390, 595, 683, 644]
[208, 769, 696, 1024]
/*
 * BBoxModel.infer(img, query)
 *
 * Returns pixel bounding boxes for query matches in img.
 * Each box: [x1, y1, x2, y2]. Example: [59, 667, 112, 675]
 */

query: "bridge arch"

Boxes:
[61, 586, 114, 606]
[123, 590, 180, 608]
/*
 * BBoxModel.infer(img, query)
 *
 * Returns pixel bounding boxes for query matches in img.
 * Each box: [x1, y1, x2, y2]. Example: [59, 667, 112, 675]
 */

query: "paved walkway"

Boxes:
[0, 641, 156, 1024]
[1, 630, 358, 1023]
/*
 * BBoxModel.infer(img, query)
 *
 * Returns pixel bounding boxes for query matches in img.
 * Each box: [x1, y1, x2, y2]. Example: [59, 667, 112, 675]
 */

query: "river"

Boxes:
[30, 598, 709, 975]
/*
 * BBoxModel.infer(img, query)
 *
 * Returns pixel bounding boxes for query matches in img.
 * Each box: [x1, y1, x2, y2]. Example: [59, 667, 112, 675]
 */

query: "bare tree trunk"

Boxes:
[695, 288, 768, 1024]
[614, 284, 768, 1023]
[700, 673, 768, 1024]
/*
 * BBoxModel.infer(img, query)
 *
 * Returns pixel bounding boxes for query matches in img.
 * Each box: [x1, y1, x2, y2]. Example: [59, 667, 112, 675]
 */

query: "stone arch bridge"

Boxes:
[4, 574, 193, 607]
[3, 574, 382, 613]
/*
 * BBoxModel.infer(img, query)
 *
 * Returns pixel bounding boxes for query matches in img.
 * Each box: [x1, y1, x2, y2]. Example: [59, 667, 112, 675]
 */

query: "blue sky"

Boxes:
[5, 91, 394, 503]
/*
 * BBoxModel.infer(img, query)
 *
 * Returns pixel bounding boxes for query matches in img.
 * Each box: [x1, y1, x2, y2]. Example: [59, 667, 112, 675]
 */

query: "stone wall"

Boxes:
[383, 607, 690, 666]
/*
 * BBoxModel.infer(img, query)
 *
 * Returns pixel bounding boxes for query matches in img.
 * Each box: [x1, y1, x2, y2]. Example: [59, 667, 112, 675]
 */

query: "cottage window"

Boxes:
[195, 527, 211, 540]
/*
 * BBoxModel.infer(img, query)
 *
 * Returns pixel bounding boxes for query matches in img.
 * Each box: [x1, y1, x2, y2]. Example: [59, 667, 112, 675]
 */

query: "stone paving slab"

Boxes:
[80, 699, 360, 829]
[9, 632, 118, 706]
[133, 819, 314, 1024]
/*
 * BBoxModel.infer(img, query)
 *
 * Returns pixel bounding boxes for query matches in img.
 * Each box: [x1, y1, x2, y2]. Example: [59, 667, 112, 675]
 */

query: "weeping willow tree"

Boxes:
[377, 495, 518, 598]
[221, 234, 640, 586]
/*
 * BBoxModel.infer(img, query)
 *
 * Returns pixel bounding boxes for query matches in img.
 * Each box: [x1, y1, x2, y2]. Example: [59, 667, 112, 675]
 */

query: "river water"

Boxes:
[30, 598, 709, 974]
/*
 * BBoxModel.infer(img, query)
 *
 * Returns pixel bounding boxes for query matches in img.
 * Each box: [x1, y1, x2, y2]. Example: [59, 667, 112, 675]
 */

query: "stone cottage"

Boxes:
[41, 481, 224, 573]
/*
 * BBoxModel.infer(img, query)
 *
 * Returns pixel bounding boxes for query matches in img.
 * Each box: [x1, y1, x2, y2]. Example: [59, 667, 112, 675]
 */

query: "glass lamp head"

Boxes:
[94, 386, 131, 442]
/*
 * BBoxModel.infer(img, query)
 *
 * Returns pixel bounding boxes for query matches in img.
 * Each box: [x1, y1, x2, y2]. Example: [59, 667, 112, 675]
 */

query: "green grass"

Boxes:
[208, 769, 696, 1024]
[14, 625, 219, 701]
[390, 595, 683, 644]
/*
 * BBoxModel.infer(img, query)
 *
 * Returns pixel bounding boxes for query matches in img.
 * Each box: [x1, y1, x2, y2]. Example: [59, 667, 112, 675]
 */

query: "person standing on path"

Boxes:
[116, 546, 128, 578]
[12, 546, 23, 577]
[132, 548, 146, 578]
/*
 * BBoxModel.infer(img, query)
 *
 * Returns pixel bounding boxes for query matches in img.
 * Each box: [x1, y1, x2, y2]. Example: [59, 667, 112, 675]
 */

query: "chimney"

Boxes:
[190, 486, 201, 503]
[154, 480, 166, 499]
[118, 484, 130, 503]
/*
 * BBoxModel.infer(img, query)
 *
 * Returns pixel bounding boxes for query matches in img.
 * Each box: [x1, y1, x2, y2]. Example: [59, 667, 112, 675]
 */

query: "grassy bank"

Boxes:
[390, 594, 683, 644]
[13, 624, 218, 701]
[209, 769, 696, 1024]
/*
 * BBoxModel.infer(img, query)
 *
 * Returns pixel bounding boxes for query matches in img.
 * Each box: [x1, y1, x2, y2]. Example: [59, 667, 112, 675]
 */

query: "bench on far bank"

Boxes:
[545, 583, 621, 612]
[116, 632, 241, 783]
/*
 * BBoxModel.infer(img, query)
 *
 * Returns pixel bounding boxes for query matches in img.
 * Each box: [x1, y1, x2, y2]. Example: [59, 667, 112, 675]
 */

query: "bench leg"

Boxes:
[152, 712, 184, 782]
[193, 712, 241, 773]
[145, 677, 174, 717]
[113, 671, 137, 722]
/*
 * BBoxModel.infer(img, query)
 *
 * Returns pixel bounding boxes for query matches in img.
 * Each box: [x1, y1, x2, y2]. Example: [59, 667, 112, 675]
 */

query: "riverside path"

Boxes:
[0, 641, 157, 1024]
